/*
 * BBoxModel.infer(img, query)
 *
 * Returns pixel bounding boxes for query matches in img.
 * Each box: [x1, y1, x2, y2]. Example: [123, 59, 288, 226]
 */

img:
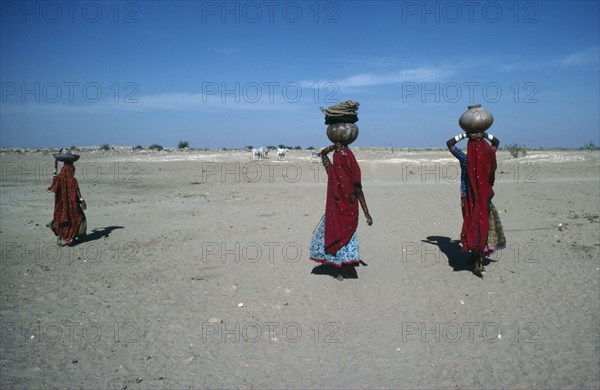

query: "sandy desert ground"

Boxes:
[0, 146, 599, 389]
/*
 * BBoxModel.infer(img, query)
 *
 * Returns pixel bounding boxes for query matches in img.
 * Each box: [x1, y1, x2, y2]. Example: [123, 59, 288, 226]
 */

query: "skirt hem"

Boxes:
[310, 257, 361, 268]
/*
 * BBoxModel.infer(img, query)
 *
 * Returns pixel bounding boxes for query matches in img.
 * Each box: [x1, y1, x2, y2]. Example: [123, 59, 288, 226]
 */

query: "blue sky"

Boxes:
[1, 0, 599, 148]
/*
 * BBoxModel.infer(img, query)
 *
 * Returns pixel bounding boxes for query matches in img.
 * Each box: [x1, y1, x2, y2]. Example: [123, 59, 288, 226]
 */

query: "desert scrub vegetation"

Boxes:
[580, 141, 599, 150]
[505, 143, 527, 158]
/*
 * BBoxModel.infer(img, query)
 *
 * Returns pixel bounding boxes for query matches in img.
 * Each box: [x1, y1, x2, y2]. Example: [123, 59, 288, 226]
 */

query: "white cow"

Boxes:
[252, 147, 269, 159]
[276, 148, 289, 160]
[260, 147, 269, 159]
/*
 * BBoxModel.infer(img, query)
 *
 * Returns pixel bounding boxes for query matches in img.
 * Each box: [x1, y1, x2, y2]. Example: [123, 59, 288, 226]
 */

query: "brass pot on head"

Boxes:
[326, 123, 359, 145]
[458, 104, 493, 133]
[53, 148, 80, 163]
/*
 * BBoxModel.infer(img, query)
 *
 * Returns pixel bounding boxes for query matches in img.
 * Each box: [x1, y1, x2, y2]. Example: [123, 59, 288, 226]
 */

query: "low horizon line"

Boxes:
[1, 145, 598, 151]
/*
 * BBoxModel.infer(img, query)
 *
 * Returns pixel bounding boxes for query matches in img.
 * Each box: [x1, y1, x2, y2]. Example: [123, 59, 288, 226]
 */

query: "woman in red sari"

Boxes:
[310, 143, 373, 280]
[48, 150, 87, 246]
[459, 134, 505, 277]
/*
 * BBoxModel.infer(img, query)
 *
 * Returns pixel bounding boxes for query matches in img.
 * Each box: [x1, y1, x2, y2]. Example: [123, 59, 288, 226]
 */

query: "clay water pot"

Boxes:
[326, 123, 359, 145]
[53, 148, 80, 163]
[458, 104, 494, 133]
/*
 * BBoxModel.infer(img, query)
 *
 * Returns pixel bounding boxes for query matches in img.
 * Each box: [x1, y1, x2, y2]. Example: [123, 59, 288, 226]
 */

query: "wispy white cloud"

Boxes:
[215, 48, 235, 55]
[496, 61, 546, 72]
[301, 66, 456, 89]
[133, 92, 302, 111]
[496, 46, 599, 72]
[0, 92, 305, 114]
[561, 46, 600, 67]
[325, 57, 403, 71]
[1, 66, 458, 114]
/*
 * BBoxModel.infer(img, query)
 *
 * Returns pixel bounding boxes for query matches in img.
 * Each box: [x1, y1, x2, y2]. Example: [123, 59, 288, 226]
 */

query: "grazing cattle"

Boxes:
[260, 147, 269, 159]
[276, 148, 289, 160]
[252, 147, 269, 159]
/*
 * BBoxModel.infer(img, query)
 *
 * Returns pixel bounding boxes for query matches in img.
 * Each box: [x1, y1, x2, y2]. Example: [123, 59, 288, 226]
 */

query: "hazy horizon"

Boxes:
[2, 143, 598, 152]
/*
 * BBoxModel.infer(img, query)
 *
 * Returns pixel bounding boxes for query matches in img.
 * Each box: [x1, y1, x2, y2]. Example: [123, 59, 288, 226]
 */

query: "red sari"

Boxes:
[324, 147, 361, 254]
[49, 163, 86, 244]
[461, 140, 497, 255]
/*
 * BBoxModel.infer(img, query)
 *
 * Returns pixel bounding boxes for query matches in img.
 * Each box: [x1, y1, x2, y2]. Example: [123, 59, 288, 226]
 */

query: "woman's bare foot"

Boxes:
[474, 256, 484, 278]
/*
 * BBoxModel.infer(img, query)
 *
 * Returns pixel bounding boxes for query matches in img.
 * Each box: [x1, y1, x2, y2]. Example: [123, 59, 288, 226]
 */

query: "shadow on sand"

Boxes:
[73, 226, 124, 246]
[422, 235, 495, 273]
[311, 261, 368, 280]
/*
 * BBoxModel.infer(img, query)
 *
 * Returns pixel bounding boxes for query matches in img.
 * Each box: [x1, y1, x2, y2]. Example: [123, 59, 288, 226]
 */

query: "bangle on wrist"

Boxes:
[487, 133, 494, 141]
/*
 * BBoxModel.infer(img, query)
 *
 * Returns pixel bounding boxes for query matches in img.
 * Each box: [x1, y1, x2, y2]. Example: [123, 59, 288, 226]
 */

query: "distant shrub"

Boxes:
[293, 146, 302, 150]
[148, 144, 164, 151]
[505, 143, 527, 158]
[306, 146, 315, 150]
[245, 145, 254, 150]
[69, 145, 77, 151]
[100, 144, 111, 151]
[580, 141, 599, 150]
[222, 147, 228, 151]
[178, 140, 189, 149]
[132, 145, 144, 151]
